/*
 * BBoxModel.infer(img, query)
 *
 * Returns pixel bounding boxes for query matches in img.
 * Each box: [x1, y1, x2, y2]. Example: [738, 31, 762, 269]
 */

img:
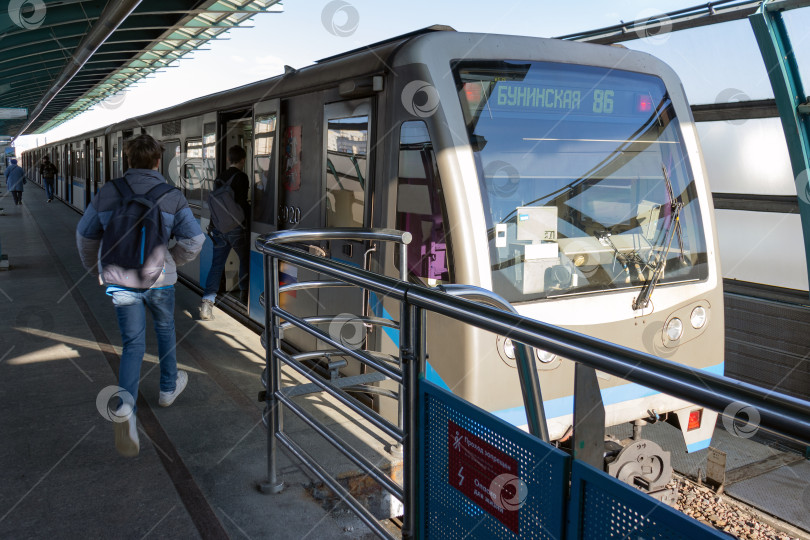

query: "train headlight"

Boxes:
[690, 306, 707, 329]
[502, 338, 516, 360]
[535, 348, 556, 364]
[665, 317, 683, 341]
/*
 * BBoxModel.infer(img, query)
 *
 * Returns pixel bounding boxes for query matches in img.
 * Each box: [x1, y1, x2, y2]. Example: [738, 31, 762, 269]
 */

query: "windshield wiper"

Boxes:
[632, 164, 684, 310]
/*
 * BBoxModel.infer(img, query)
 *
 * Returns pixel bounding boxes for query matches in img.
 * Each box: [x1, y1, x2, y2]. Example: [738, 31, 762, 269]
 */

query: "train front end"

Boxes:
[391, 33, 723, 468]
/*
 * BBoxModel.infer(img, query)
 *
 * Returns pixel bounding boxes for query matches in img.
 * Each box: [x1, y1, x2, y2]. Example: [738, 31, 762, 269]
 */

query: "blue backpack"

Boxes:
[100, 178, 175, 286]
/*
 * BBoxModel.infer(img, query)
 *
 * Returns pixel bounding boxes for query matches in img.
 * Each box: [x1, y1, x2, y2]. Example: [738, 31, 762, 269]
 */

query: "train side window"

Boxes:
[395, 121, 452, 283]
[184, 138, 204, 207]
[253, 114, 277, 225]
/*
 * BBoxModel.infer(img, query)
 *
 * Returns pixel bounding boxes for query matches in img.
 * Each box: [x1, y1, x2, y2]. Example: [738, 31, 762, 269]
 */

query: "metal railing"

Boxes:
[257, 228, 415, 540]
[256, 228, 810, 540]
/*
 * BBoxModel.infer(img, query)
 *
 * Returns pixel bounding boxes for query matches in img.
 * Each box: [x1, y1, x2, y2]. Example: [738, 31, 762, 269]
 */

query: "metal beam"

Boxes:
[749, 1, 810, 295]
[558, 0, 810, 44]
[712, 193, 800, 213]
[14, 0, 144, 139]
[691, 98, 780, 121]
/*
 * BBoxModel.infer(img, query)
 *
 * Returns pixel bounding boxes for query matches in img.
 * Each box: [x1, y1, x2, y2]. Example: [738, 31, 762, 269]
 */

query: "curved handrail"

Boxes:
[437, 284, 550, 442]
[256, 227, 412, 281]
[256, 227, 412, 247]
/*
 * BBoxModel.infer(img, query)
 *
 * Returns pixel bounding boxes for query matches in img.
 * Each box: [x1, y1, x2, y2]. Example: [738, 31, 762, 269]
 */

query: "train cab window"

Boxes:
[253, 114, 277, 225]
[453, 60, 708, 303]
[184, 138, 204, 207]
[325, 115, 368, 228]
[395, 121, 452, 284]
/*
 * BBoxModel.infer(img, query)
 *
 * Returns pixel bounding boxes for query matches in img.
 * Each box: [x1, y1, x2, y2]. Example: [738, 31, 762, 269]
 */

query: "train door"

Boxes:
[87, 139, 94, 205]
[216, 110, 253, 306]
[94, 136, 104, 192]
[318, 99, 374, 373]
[192, 114, 218, 293]
[249, 98, 280, 321]
[111, 133, 121, 178]
[67, 143, 74, 206]
[272, 92, 324, 351]
[70, 142, 86, 210]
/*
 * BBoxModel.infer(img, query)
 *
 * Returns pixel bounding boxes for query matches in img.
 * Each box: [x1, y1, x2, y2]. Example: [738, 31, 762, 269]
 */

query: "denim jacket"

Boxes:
[76, 169, 204, 288]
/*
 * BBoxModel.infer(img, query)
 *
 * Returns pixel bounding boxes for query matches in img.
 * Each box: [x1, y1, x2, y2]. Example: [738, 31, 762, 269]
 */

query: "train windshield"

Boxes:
[453, 61, 708, 303]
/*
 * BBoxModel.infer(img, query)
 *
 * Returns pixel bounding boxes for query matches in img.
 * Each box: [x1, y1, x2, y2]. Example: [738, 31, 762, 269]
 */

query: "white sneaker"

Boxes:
[159, 370, 188, 407]
[114, 405, 139, 457]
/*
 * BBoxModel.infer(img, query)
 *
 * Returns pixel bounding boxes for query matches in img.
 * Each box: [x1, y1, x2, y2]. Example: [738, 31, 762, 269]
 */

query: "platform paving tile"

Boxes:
[0, 182, 393, 539]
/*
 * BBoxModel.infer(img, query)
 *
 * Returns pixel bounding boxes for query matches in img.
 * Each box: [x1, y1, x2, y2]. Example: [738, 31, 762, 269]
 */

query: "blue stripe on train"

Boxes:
[249, 249, 265, 321]
[492, 362, 726, 426]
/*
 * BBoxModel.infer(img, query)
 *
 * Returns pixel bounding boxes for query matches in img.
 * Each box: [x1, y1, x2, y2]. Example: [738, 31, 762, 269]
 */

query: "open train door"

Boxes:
[249, 98, 280, 322]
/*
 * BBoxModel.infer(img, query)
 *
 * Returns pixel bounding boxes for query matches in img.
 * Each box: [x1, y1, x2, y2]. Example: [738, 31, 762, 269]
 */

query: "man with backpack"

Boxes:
[76, 134, 204, 457]
[40, 155, 57, 202]
[199, 145, 250, 320]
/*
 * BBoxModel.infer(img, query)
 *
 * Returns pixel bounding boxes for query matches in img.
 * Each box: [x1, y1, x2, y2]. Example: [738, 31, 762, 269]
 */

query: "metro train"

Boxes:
[21, 26, 724, 492]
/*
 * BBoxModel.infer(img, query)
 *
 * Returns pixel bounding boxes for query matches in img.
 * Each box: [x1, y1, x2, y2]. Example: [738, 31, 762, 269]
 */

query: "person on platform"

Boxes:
[39, 155, 58, 202]
[5, 159, 26, 206]
[199, 145, 250, 320]
[76, 134, 204, 457]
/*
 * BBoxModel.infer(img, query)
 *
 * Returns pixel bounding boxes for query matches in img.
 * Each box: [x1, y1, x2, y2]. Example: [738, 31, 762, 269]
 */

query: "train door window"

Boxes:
[395, 120, 452, 283]
[253, 113, 277, 225]
[162, 140, 181, 189]
[324, 111, 368, 229]
[184, 138, 204, 207]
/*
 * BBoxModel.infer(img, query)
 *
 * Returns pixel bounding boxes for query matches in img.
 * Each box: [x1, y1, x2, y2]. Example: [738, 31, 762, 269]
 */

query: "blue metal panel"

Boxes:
[248, 248, 265, 322]
[419, 380, 569, 539]
[750, 3, 810, 294]
[566, 460, 727, 539]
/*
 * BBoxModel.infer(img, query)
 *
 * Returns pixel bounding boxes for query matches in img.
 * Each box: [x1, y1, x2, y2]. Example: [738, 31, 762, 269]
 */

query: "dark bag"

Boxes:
[42, 163, 57, 179]
[207, 173, 244, 233]
[100, 178, 174, 286]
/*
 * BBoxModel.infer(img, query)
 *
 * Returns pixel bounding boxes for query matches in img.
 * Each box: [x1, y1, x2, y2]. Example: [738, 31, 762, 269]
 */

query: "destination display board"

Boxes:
[457, 61, 667, 120]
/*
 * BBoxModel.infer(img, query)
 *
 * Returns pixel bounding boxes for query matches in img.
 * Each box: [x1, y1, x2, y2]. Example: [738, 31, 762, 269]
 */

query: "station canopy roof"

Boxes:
[0, 0, 282, 140]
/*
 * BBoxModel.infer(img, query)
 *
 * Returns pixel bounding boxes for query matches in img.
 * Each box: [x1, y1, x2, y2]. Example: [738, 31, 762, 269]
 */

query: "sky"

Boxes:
[13, 0, 755, 151]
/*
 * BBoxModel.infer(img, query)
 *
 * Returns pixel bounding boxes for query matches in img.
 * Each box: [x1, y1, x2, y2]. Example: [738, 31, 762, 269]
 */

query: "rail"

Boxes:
[256, 228, 414, 540]
[256, 230, 810, 540]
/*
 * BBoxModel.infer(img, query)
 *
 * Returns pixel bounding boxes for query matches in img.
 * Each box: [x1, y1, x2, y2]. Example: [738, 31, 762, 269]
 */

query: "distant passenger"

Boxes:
[39, 155, 57, 202]
[5, 159, 26, 206]
[76, 134, 204, 458]
[199, 145, 250, 320]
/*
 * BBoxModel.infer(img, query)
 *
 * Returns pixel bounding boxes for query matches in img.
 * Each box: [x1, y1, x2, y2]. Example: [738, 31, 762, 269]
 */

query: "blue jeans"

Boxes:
[111, 287, 178, 408]
[203, 227, 249, 302]
[44, 178, 54, 199]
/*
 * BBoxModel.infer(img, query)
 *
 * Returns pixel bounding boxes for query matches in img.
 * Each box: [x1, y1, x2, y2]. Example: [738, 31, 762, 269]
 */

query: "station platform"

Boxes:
[0, 179, 398, 538]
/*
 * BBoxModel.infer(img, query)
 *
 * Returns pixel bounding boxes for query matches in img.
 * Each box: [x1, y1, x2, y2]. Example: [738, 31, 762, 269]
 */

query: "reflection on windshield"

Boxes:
[454, 61, 708, 303]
